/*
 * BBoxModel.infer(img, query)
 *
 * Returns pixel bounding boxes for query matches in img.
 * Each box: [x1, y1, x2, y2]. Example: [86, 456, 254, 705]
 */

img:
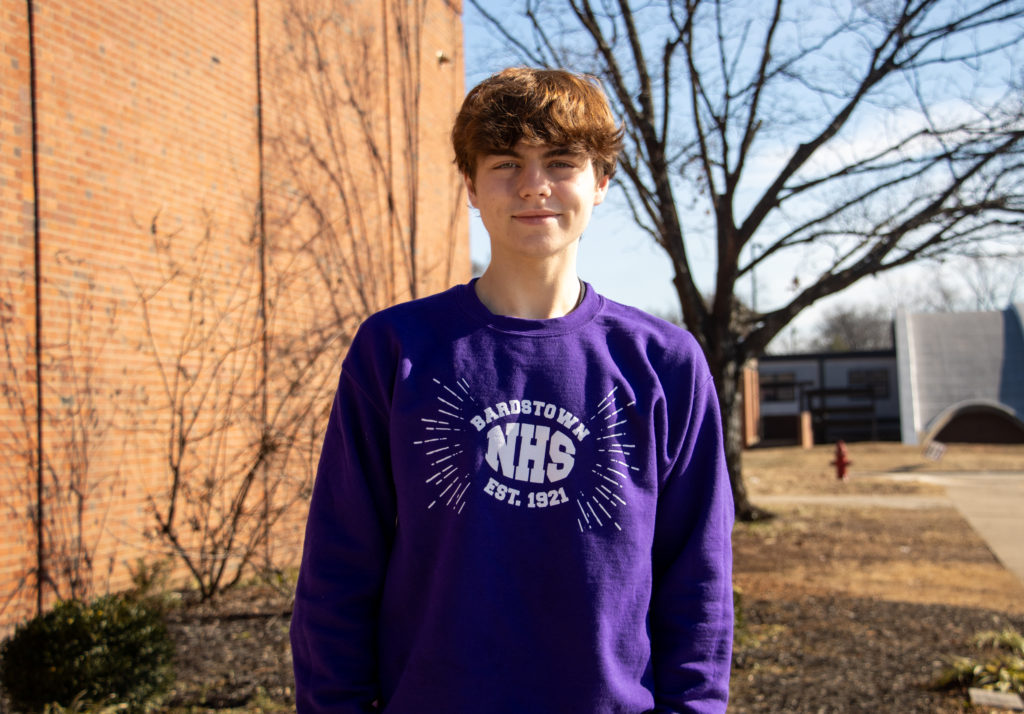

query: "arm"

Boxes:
[649, 374, 735, 714]
[290, 355, 397, 713]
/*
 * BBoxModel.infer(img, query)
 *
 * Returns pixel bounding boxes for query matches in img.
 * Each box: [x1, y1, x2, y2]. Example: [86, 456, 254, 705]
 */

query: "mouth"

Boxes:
[513, 210, 559, 223]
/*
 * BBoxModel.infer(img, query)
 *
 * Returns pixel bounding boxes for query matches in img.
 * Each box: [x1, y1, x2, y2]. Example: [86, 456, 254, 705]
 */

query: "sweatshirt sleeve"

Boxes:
[649, 371, 735, 714]
[290, 327, 397, 713]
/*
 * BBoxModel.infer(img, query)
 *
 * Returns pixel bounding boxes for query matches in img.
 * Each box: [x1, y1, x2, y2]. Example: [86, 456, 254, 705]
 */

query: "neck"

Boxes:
[475, 264, 584, 320]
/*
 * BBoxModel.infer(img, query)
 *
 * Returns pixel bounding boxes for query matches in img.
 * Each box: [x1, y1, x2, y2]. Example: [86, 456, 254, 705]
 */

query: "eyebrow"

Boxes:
[485, 146, 581, 159]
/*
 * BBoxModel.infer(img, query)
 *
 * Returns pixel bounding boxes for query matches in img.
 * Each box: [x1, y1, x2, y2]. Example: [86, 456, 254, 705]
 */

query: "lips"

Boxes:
[513, 210, 559, 223]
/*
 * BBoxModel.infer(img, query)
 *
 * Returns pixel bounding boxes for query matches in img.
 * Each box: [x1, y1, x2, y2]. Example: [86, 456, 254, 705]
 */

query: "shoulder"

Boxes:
[336, 285, 469, 409]
[343, 285, 466, 377]
[360, 285, 464, 336]
[350, 284, 471, 358]
[596, 298, 696, 344]
[594, 295, 709, 379]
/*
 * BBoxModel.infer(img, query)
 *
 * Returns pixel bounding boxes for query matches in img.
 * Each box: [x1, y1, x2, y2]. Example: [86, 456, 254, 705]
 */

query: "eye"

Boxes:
[548, 157, 581, 169]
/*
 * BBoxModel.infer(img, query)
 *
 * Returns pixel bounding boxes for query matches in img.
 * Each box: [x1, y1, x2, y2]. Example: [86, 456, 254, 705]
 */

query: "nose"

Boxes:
[517, 163, 551, 199]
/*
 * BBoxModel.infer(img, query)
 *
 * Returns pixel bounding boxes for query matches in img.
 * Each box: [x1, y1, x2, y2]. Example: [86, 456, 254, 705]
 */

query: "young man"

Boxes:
[290, 67, 734, 713]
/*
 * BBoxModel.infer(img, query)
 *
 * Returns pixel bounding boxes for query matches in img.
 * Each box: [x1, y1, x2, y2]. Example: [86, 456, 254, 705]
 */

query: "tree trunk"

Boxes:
[713, 356, 774, 522]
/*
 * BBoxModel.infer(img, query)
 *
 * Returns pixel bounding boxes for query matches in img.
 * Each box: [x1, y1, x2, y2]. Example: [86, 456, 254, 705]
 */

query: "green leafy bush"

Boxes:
[0, 594, 175, 713]
[932, 627, 1024, 698]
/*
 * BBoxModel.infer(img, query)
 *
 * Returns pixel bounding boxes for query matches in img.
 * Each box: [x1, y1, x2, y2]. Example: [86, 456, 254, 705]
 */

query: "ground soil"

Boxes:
[163, 443, 1024, 712]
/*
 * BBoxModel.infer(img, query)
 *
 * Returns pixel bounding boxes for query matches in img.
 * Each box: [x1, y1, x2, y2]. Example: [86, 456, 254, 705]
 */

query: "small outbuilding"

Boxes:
[751, 304, 1024, 447]
[757, 350, 900, 445]
[894, 304, 1024, 445]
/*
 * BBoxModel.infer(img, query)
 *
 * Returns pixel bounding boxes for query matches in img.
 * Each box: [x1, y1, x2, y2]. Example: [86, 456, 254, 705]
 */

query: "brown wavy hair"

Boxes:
[452, 67, 623, 182]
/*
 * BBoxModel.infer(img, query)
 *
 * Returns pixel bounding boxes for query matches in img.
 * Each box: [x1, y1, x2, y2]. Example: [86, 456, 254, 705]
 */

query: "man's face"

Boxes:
[466, 140, 610, 265]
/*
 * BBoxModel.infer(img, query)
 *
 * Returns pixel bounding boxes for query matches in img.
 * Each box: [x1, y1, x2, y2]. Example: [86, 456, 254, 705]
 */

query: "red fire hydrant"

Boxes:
[832, 440, 852, 481]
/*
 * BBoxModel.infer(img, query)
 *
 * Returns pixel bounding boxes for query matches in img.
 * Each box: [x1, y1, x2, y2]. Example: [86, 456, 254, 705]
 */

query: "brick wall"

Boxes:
[0, 0, 467, 632]
[0, 1, 39, 629]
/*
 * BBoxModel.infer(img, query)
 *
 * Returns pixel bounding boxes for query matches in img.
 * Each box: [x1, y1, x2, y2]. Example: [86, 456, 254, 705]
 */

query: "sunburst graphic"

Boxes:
[414, 377, 476, 513]
[413, 377, 638, 531]
[578, 386, 639, 533]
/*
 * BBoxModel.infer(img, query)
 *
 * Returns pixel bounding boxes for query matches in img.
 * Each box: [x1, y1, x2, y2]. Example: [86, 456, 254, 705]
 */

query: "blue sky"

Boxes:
[458, 1, 862, 344]
[459, 1, 1024, 346]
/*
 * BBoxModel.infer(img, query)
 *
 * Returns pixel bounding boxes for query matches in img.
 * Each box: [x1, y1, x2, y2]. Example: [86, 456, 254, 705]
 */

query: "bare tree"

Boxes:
[129, 214, 321, 600]
[469, 0, 1024, 519]
[253, 0, 466, 564]
[265, 0, 462, 328]
[119, 0, 464, 597]
[959, 254, 1024, 310]
[872, 252, 1024, 312]
[41, 279, 123, 601]
[1, 270, 122, 613]
[810, 303, 893, 351]
[0, 277, 37, 618]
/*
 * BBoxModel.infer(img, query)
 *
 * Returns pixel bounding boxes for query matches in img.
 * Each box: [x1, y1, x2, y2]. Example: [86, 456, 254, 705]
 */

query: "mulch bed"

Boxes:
[161, 482, 1024, 712]
[731, 593, 1023, 713]
[162, 583, 1023, 712]
[164, 586, 295, 709]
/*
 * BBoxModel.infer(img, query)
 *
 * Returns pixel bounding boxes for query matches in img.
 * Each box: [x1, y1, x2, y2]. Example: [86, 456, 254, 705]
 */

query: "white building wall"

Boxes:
[909, 311, 1008, 434]
[895, 310, 920, 444]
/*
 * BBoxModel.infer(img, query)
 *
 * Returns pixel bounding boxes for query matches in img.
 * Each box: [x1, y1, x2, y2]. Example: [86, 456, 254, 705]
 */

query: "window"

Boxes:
[848, 368, 889, 399]
[760, 372, 796, 402]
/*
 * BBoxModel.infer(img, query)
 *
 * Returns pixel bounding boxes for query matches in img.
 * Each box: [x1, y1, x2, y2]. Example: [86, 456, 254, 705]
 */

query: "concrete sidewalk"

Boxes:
[756, 472, 1024, 586]
[919, 473, 1024, 586]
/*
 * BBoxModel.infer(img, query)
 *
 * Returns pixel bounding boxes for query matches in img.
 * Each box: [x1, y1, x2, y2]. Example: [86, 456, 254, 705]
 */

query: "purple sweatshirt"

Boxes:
[290, 281, 734, 713]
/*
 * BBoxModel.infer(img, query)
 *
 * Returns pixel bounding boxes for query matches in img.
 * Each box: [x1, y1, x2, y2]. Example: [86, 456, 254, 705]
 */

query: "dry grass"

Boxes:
[731, 442, 1024, 712]
[736, 441, 1024, 612]
[741, 442, 1024, 497]
[733, 503, 1024, 614]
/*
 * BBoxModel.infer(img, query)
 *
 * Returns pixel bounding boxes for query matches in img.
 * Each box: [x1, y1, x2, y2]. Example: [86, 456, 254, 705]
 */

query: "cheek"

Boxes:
[571, 178, 604, 207]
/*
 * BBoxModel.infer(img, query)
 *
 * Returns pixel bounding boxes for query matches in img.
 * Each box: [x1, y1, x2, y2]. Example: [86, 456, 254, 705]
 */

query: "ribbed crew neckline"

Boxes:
[457, 278, 602, 336]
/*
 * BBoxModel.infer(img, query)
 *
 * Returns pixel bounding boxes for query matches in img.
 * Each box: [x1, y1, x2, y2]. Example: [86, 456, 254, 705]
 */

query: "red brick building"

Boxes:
[0, 0, 468, 631]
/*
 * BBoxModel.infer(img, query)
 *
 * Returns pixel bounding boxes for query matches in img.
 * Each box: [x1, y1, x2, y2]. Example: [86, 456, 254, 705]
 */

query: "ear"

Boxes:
[463, 173, 479, 208]
[593, 173, 610, 207]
